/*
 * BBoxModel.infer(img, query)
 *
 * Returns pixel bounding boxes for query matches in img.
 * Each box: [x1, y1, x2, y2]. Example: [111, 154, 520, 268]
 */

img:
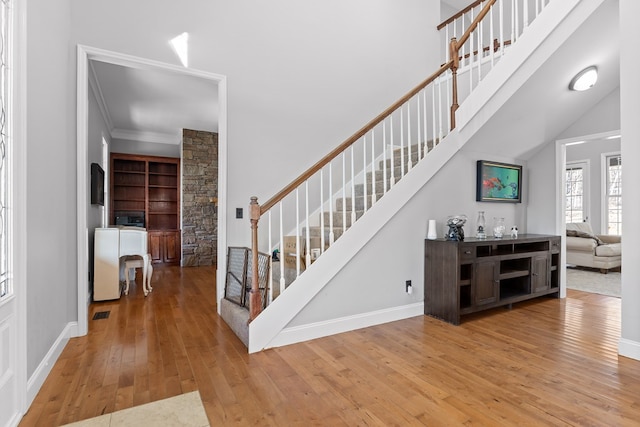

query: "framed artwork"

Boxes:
[476, 160, 522, 203]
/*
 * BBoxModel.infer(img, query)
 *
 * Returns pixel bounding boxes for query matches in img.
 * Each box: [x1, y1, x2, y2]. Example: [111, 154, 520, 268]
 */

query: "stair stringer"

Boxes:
[248, 132, 462, 353]
[456, 0, 607, 140]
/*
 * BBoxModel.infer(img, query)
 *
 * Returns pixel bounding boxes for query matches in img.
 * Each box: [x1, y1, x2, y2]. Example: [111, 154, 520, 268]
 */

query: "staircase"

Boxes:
[273, 142, 432, 290]
[219, 0, 608, 353]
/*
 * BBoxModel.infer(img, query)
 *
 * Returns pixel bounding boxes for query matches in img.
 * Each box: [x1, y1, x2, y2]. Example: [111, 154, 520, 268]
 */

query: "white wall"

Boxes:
[619, 0, 640, 360]
[526, 88, 620, 235]
[26, 0, 76, 378]
[22, 0, 440, 380]
[70, 0, 441, 247]
[565, 137, 620, 234]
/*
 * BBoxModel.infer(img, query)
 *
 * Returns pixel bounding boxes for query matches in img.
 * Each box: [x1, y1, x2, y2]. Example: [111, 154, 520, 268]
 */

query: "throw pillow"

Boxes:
[566, 229, 605, 245]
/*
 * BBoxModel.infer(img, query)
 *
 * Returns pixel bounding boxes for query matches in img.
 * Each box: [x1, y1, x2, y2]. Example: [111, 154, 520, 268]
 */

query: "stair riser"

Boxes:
[304, 226, 346, 242]
[354, 184, 385, 198]
[336, 197, 367, 211]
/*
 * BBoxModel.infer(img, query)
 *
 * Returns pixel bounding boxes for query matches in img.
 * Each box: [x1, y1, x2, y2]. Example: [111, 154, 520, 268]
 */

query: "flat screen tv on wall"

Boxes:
[91, 163, 105, 206]
[476, 160, 522, 203]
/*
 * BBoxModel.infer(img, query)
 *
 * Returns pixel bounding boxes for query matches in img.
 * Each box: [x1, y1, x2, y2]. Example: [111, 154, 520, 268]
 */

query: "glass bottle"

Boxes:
[493, 217, 505, 238]
[476, 211, 486, 239]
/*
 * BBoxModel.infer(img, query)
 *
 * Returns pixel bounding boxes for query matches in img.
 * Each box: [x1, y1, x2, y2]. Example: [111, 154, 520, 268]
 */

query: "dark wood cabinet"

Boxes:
[425, 234, 560, 325]
[149, 230, 181, 265]
[110, 153, 181, 265]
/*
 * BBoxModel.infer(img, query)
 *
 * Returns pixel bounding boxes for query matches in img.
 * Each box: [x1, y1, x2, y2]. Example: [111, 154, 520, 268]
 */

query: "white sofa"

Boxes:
[566, 222, 621, 273]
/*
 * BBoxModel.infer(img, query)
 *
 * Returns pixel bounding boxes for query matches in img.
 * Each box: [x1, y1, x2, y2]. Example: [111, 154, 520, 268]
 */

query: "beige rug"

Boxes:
[62, 391, 209, 427]
[566, 266, 621, 297]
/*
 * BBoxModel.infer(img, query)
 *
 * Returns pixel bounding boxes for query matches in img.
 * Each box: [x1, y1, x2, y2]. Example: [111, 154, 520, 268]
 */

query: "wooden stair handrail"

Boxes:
[437, 0, 484, 30]
[259, 59, 454, 216]
[455, 0, 497, 49]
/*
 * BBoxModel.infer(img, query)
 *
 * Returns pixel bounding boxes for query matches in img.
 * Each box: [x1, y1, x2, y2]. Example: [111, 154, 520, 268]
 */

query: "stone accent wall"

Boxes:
[182, 129, 218, 266]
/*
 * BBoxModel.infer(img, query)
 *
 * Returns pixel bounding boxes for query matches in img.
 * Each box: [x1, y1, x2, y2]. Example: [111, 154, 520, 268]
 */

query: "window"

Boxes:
[605, 154, 622, 235]
[0, 0, 9, 300]
[565, 161, 589, 224]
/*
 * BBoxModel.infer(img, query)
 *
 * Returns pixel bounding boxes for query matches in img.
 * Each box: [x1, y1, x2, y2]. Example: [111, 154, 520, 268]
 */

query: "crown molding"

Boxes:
[110, 128, 180, 145]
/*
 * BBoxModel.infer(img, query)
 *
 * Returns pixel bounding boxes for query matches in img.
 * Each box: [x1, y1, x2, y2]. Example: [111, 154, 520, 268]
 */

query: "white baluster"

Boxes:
[279, 202, 285, 294]
[524, 0, 529, 29]
[371, 130, 377, 205]
[382, 120, 388, 194]
[416, 95, 422, 160]
[461, 14, 466, 68]
[295, 188, 300, 277]
[407, 101, 412, 171]
[445, 25, 450, 62]
[500, 0, 505, 56]
[469, 7, 474, 88]
[351, 146, 356, 226]
[362, 135, 368, 213]
[320, 169, 325, 254]
[438, 75, 444, 141]
[268, 210, 273, 304]
[431, 84, 437, 146]
[446, 76, 452, 132]
[490, 1, 495, 67]
[400, 108, 405, 177]
[390, 115, 395, 187]
[342, 152, 346, 234]
[329, 163, 334, 245]
[422, 90, 429, 155]
[512, 0, 516, 43]
[478, 20, 483, 82]
[305, 181, 311, 268]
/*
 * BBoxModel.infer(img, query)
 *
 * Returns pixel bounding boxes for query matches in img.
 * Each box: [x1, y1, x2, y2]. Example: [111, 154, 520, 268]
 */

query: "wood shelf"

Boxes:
[110, 153, 181, 265]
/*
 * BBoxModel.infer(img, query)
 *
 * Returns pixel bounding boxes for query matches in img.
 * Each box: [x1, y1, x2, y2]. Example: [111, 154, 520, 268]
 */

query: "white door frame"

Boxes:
[555, 129, 621, 299]
[76, 45, 228, 335]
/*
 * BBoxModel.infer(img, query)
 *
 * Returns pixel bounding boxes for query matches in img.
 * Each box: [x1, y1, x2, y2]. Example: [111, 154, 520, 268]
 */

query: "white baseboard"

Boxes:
[26, 321, 77, 406]
[618, 338, 640, 361]
[266, 303, 424, 349]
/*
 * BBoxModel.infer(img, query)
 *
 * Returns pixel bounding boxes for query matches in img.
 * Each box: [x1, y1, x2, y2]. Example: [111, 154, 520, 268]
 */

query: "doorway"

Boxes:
[76, 46, 228, 336]
[557, 130, 622, 297]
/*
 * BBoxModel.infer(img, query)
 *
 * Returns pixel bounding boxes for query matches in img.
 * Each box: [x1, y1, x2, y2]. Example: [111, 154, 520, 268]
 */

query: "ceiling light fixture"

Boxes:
[569, 66, 598, 91]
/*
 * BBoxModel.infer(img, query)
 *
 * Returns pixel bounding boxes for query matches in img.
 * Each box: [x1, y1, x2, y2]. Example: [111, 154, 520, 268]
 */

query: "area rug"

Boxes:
[566, 267, 621, 297]
[62, 391, 209, 427]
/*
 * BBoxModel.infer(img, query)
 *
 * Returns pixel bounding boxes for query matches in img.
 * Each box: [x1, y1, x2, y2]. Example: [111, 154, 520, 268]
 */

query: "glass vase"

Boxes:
[476, 211, 486, 239]
[493, 217, 505, 238]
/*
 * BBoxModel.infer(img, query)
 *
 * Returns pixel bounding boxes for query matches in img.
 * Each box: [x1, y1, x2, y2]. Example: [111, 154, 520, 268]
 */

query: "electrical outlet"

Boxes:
[406, 280, 412, 294]
[236, 208, 243, 219]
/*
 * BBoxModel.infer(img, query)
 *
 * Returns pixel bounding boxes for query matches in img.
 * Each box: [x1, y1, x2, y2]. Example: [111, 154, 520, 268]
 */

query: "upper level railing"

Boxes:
[245, 0, 552, 321]
[438, 0, 551, 108]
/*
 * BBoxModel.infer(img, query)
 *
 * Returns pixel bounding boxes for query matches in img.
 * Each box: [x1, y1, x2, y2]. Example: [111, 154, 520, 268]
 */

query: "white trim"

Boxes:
[87, 60, 114, 133]
[12, 0, 28, 420]
[268, 303, 424, 349]
[76, 45, 229, 334]
[619, 338, 640, 361]
[26, 322, 77, 406]
[600, 150, 622, 234]
[555, 129, 620, 301]
[110, 128, 180, 145]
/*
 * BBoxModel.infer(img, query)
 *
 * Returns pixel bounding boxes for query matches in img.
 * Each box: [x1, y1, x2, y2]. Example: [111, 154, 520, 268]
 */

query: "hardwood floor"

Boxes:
[21, 265, 640, 426]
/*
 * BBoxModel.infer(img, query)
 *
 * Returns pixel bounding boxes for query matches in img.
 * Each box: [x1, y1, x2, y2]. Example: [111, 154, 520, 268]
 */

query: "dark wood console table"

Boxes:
[424, 234, 561, 325]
